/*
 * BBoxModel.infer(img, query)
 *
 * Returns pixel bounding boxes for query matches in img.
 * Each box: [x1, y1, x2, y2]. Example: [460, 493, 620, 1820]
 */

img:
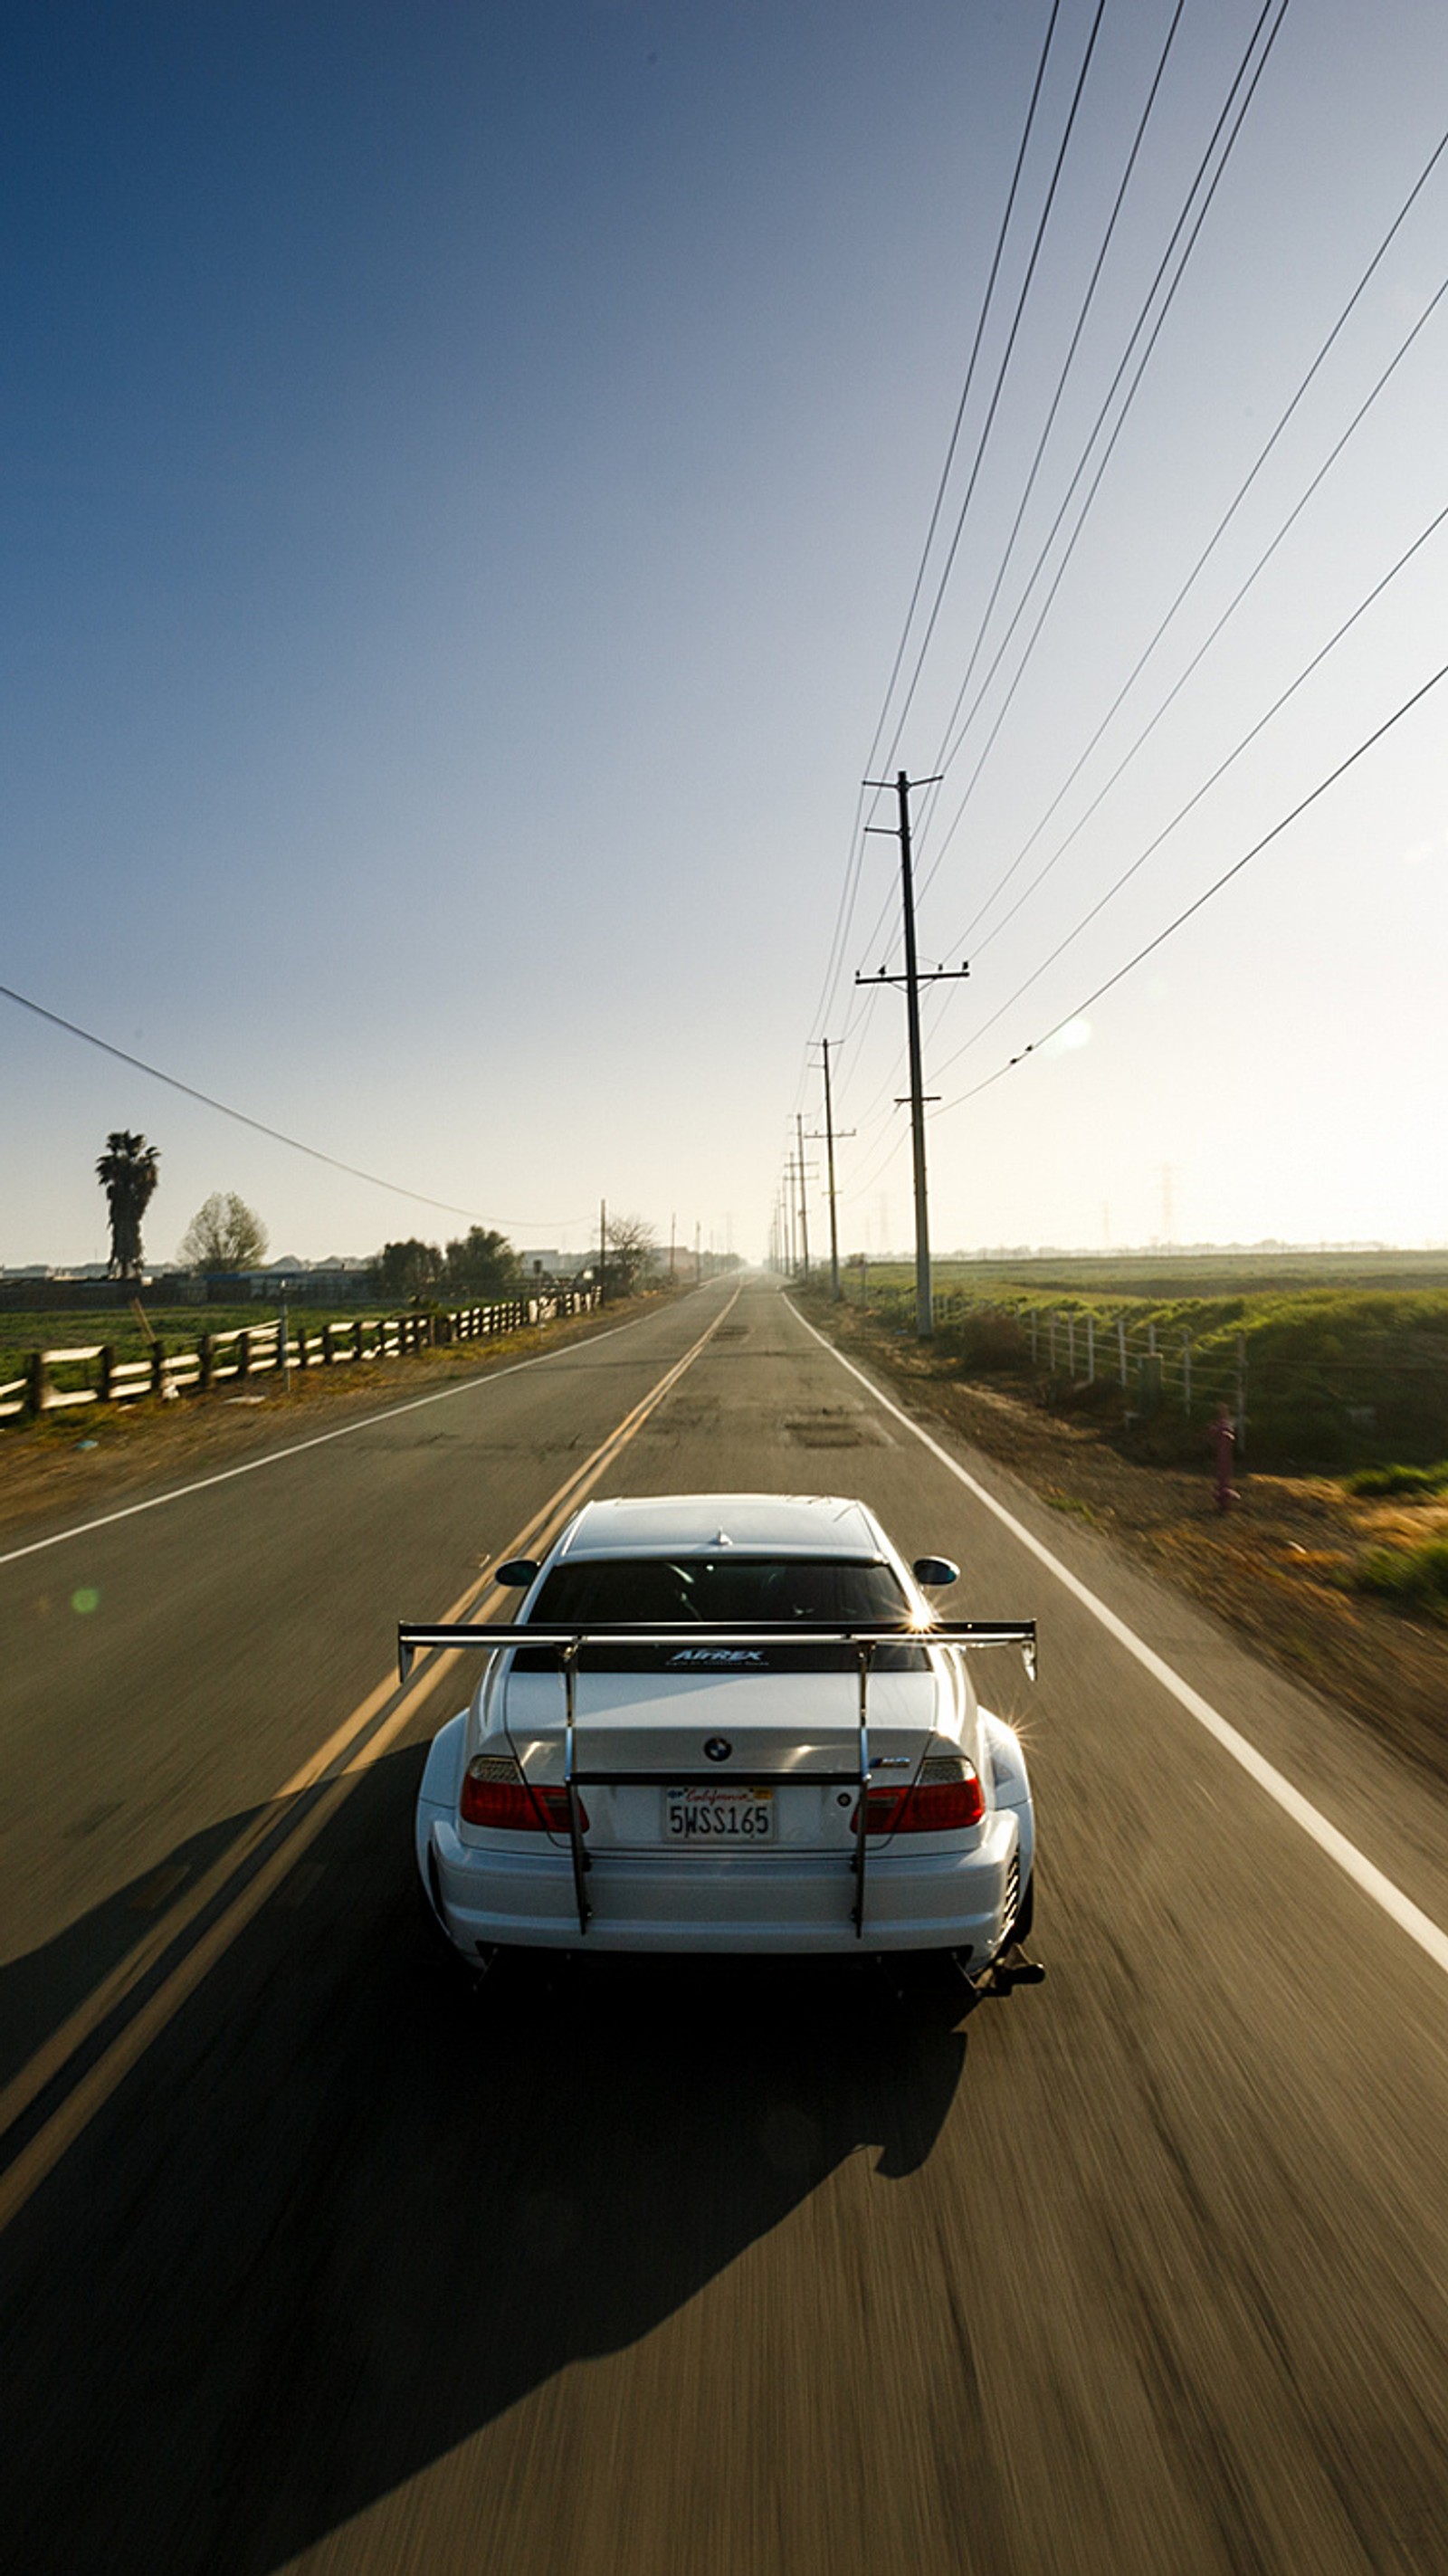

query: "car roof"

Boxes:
[556, 1493, 889, 1561]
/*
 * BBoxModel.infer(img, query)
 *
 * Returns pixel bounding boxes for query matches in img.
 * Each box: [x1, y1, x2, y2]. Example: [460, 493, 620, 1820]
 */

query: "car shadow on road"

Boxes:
[0, 1800, 279, 2094]
[3, 1744, 978, 2576]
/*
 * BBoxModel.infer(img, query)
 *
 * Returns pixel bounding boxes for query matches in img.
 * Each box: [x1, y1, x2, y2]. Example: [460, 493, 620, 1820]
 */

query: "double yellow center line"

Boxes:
[0, 1288, 739, 2234]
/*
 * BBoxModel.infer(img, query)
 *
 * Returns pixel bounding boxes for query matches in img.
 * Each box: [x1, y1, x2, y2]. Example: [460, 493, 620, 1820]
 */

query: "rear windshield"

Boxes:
[513, 1555, 927, 1672]
[530, 1555, 910, 1626]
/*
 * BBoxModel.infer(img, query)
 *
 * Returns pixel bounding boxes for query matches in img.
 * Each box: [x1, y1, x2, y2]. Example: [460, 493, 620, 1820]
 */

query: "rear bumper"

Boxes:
[418, 1806, 1022, 1956]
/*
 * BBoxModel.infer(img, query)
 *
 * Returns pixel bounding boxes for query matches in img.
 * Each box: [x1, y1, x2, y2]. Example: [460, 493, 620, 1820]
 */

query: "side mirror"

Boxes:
[912, 1556, 959, 1589]
[494, 1557, 540, 1589]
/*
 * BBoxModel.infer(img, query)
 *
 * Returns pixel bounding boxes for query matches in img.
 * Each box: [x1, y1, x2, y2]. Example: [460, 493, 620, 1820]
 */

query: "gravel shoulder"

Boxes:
[805, 1296, 1448, 1783]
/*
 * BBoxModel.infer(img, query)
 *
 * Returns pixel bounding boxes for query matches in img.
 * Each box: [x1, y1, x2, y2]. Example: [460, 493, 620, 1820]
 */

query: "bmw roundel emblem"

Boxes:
[703, 1737, 733, 1763]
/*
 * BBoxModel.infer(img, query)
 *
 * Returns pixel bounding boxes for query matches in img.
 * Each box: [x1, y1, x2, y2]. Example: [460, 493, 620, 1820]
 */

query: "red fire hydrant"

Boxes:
[1212, 1405, 1238, 1513]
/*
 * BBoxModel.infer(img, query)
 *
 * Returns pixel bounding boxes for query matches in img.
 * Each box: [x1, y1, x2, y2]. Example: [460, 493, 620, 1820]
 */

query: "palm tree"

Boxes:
[96, 1131, 160, 1279]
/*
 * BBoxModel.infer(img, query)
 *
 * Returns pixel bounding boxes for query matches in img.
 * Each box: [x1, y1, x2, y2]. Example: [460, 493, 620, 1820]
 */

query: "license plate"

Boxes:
[664, 1787, 775, 1842]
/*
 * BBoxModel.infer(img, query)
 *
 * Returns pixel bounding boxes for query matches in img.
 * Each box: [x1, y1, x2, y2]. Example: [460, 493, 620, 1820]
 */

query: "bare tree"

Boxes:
[96, 1131, 160, 1280]
[177, 1192, 269, 1271]
[604, 1211, 657, 1297]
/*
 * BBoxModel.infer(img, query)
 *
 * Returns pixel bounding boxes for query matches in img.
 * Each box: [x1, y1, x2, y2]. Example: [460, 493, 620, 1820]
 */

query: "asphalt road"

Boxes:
[5, 1274, 1448, 2575]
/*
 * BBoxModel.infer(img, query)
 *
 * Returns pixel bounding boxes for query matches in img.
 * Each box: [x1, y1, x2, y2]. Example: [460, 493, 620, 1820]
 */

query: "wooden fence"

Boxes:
[0, 1289, 600, 1426]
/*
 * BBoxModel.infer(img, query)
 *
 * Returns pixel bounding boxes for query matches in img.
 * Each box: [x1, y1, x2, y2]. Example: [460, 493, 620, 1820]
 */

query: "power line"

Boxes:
[912, 0, 1190, 851]
[0, 981, 576, 1231]
[811, 0, 1375, 1229]
[861, 0, 1066, 797]
[913, 0, 1291, 903]
[901, 53, 1436, 1116]
[931, 482, 1448, 1083]
[949, 122, 1448, 964]
[842, 0, 1290, 1064]
[835, 2, 1432, 1246]
[874, 0, 1107, 780]
[804, 0, 1066, 1064]
[937, 652, 1448, 1115]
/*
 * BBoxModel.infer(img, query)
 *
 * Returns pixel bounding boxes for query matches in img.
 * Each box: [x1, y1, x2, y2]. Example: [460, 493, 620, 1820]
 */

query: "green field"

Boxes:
[857, 1249, 1448, 1298]
[819, 1253, 1448, 1472]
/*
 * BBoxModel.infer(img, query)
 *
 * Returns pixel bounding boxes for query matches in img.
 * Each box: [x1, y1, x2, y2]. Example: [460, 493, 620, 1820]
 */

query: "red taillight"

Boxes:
[460, 1767, 588, 1833]
[865, 1772, 984, 1834]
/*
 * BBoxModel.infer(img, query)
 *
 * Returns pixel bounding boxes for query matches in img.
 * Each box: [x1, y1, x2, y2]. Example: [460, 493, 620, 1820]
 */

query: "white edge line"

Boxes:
[0, 1307, 658, 1569]
[789, 1297, 1448, 1983]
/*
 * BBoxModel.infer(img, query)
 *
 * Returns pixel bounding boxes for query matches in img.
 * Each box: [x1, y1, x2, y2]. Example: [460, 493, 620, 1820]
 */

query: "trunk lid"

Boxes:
[496, 1648, 950, 1852]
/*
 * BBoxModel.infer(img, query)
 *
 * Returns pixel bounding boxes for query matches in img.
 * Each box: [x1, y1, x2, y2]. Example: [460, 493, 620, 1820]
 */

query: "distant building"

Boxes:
[196, 1262, 372, 1303]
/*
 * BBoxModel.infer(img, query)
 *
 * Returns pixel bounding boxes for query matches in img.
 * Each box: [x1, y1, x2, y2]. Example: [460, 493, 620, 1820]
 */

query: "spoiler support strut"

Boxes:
[561, 1641, 591, 1936]
[852, 1640, 875, 1939]
[397, 1617, 1038, 1941]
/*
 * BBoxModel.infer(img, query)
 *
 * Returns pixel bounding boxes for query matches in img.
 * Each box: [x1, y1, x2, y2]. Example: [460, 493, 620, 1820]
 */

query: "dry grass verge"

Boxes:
[805, 1298, 1448, 1783]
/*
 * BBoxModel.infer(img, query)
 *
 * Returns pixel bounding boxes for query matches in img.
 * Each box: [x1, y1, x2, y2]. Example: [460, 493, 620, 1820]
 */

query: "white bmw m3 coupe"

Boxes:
[406, 1493, 1037, 1973]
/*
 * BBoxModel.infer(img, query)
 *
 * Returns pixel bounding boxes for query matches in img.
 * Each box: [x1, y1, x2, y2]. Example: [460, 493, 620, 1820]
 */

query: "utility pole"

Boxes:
[857, 770, 969, 1340]
[808, 1037, 854, 1303]
[599, 1197, 606, 1303]
[786, 1139, 817, 1280]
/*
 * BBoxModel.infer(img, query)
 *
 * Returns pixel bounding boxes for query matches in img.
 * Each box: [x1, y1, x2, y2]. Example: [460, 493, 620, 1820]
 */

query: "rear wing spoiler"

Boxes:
[398, 1616, 1036, 1942]
[397, 1617, 1037, 1685]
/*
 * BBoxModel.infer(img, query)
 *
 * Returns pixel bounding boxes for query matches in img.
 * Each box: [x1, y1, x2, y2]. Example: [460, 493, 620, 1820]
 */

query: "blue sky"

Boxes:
[4, 0, 1446, 1269]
